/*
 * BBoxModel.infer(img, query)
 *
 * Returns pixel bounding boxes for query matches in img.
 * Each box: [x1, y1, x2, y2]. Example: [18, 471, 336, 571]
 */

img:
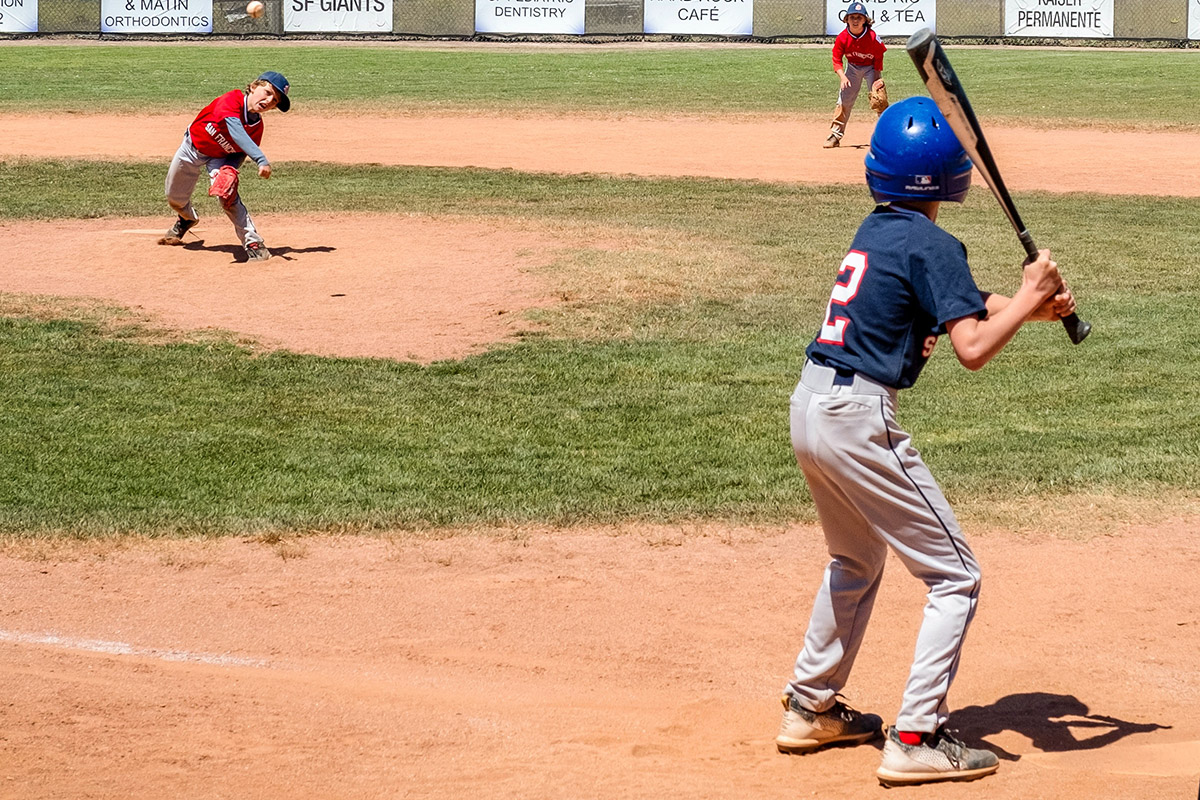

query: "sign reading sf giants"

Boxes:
[285, 0, 393, 31]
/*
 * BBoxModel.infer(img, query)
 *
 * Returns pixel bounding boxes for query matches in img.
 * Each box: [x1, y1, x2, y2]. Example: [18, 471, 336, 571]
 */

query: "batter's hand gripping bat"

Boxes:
[906, 28, 1091, 345]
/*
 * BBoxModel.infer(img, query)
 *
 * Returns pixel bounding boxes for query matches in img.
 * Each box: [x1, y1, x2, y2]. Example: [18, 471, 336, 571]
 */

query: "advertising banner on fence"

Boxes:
[475, 0, 584, 34]
[285, 0, 393, 32]
[824, 0, 934, 37]
[101, 0, 213, 33]
[1190, 0, 1200, 39]
[0, 0, 38, 32]
[644, 0, 753, 36]
[1004, 0, 1113, 37]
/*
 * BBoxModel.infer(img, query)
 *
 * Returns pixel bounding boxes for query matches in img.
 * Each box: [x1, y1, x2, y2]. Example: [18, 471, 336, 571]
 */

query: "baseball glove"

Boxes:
[208, 165, 240, 209]
[869, 81, 889, 114]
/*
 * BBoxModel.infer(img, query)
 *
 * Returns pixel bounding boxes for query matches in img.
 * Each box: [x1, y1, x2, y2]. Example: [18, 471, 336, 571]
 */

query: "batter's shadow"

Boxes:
[950, 692, 1170, 762]
[180, 240, 336, 262]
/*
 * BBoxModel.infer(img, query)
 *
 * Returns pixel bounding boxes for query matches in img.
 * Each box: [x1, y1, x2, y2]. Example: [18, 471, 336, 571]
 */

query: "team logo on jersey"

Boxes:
[205, 122, 236, 154]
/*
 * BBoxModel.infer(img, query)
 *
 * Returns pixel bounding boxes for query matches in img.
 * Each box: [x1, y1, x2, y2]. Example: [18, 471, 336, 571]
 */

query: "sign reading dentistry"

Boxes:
[0, 0, 38, 32]
[475, 0, 584, 34]
[644, 0, 753, 36]
[101, 0, 212, 32]
[285, 0, 393, 32]
[1004, 0, 1113, 37]
[823, 0, 934, 37]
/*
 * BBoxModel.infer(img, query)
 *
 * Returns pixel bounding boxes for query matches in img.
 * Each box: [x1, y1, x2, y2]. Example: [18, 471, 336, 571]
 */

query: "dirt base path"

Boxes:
[3, 112, 1199, 196]
[2, 522, 1198, 800]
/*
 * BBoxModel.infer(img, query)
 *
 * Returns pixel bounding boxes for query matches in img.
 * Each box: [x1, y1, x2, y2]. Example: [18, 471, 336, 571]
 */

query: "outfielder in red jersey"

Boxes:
[159, 71, 291, 262]
[824, 2, 887, 148]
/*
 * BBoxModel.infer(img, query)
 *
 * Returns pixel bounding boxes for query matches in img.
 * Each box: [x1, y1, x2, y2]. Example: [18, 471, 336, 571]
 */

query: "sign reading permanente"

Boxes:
[1004, 0, 1113, 37]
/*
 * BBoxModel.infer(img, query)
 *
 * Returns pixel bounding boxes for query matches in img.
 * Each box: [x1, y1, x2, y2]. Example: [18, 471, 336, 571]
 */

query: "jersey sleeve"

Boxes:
[872, 32, 886, 71]
[912, 228, 987, 332]
[831, 32, 847, 69]
[226, 116, 268, 166]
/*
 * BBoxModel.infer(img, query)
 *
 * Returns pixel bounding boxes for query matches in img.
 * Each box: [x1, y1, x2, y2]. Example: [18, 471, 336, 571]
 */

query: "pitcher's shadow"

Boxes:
[952, 692, 1171, 762]
[180, 241, 336, 261]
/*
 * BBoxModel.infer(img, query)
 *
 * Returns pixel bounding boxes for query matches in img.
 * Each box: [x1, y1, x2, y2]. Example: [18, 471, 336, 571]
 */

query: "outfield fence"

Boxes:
[3, 0, 1198, 43]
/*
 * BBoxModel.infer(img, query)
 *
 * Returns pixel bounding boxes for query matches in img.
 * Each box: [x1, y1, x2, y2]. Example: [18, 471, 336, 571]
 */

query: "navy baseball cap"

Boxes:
[844, 1, 869, 16]
[257, 71, 291, 112]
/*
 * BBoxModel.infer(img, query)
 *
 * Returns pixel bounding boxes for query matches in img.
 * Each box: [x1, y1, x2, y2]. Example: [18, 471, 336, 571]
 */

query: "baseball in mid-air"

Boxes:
[246, 1, 265, 17]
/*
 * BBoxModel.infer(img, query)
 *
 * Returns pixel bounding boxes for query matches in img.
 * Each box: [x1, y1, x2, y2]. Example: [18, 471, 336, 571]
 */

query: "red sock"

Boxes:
[898, 731, 925, 745]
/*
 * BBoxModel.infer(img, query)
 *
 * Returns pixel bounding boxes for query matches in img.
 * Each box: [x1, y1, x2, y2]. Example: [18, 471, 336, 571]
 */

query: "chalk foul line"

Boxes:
[0, 629, 269, 669]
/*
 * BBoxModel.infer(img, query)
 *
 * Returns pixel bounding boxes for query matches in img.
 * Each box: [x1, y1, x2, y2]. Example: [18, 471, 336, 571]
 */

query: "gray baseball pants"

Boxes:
[164, 133, 264, 247]
[838, 61, 879, 112]
[784, 360, 981, 733]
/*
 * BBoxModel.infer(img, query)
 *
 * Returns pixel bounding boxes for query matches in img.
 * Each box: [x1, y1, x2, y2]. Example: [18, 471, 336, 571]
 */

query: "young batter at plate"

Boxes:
[824, 1, 887, 148]
[773, 97, 1075, 786]
[159, 71, 291, 262]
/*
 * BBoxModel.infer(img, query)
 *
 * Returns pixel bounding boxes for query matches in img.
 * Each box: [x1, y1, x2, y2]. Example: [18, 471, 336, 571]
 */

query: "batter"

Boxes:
[159, 71, 291, 262]
[774, 96, 1076, 786]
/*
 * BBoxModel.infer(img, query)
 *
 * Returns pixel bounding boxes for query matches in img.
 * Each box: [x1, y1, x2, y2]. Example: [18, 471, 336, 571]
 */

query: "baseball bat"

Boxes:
[905, 28, 1091, 345]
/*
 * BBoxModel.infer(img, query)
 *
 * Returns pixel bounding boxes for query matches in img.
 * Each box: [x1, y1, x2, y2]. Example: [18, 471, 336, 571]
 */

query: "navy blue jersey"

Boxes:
[806, 205, 987, 389]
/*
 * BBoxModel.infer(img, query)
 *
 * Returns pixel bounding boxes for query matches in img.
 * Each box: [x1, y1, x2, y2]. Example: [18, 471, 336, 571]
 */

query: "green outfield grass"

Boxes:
[1, 44, 1197, 128]
[0, 155, 1197, 535]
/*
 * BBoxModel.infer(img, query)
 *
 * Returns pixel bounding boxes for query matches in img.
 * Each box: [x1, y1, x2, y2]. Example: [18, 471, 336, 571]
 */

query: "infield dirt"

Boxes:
[0, 112, 1197, 800]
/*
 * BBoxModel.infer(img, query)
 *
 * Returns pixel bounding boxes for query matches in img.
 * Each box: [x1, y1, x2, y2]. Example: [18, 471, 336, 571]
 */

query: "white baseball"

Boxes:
[246, 1, 265, 18]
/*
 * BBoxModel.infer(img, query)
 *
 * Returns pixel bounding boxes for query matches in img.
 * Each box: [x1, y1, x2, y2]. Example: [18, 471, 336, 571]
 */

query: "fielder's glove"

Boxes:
[869, 81, 889, 114]
[208, 165, 240, 209]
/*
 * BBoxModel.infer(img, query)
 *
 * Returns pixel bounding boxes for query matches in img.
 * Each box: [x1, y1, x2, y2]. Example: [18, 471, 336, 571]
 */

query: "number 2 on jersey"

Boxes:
[817, 251, 868, 345]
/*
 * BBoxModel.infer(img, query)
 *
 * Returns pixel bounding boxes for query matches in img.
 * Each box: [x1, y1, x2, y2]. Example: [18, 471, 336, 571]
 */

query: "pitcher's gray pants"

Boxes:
[164, 134, 264, 247]
[785, 360, 981, 733]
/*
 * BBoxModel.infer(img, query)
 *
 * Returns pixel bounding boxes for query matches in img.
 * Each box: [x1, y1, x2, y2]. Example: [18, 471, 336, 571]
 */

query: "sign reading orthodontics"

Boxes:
[474, 0, 584, 34]
[1004, 0, 1113, 37]
[644, 0, 753, 35]
[100, 0, 213, 32]
[285, 0, 393, 31]
[823, 0, 935, 36]
[101, 0, 213, 32]
[0, 0, 38, 32]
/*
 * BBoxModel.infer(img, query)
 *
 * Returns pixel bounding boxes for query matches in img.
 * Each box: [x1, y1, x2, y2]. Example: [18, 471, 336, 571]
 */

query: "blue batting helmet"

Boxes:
[864, 97, 972, 204]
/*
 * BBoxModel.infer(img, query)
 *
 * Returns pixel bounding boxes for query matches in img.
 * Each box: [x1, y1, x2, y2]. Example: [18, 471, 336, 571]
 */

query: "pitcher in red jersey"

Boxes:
[159, 71, 291, 262]
[824, 2, 886, 149]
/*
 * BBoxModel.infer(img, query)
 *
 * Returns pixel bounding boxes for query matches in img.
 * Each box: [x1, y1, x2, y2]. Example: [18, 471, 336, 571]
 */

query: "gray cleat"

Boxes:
[775, 693, 883, 754]
[876, 725, 999, 786]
